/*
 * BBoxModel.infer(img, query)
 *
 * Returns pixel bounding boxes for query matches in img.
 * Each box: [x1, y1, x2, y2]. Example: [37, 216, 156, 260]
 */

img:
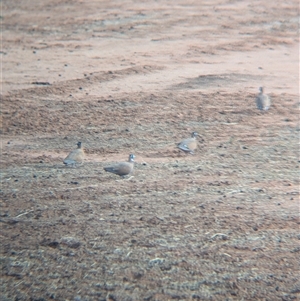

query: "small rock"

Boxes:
[61, 237, 81, 249]
[148, 258, 164, 267]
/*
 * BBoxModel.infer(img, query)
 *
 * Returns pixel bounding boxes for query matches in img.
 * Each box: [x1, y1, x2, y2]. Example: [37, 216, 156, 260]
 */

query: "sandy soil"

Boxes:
[1, 0, 299, 300]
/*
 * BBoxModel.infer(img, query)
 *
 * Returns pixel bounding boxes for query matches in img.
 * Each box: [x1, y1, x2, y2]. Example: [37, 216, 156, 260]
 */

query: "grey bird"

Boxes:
[256, 87, 271, 111]
[104, 154, 135, 177]
[63, 142, 85, 167]
[178, 132, 198, 154]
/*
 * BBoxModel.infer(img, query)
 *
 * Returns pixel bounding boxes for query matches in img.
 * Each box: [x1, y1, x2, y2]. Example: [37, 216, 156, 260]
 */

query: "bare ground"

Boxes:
[1, 0, 299, 300]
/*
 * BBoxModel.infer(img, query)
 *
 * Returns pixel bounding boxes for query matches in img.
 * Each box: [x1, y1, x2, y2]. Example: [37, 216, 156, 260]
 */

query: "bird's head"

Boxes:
[129, 154, 135, 162]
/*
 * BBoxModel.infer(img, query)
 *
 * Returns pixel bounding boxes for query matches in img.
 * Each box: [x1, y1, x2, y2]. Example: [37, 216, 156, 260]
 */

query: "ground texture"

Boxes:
[1, 0, 299, 300]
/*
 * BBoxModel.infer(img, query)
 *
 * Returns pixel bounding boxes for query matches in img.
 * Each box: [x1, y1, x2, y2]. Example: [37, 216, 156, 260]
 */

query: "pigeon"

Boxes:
[256, 87, 271, 111]
[104, 154, 135, 177]
[63, 142, 85, 167]
[178, 132, 198, 154]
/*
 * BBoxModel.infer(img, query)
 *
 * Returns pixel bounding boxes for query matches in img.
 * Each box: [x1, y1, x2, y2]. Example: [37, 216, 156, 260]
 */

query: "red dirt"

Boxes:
[1, 0, 299, 300]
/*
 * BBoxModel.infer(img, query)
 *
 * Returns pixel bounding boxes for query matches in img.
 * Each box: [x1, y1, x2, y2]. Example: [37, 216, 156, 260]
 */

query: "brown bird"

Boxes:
[63, 142, 85, 167]
[104, 154, 135, 177]
[178, 132, 198, 154]
[256, 87, 271, 111]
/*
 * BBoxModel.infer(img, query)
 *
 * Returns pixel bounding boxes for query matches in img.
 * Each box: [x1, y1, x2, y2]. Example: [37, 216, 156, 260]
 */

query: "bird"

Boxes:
[104, 154, 135, 177]
[63, 142, 85, 167]
[256, 87, 271, 111]
[177, 132, 198, 154]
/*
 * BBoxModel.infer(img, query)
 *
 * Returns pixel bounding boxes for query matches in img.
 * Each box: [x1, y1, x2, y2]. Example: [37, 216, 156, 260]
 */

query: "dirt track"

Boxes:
[1, 1, 299, 300]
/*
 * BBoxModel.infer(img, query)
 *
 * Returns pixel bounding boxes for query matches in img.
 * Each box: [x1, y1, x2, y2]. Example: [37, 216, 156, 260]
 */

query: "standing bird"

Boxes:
[256, 87, 271, 111]
[177, 132, 198, 154]
[104, 154, 135, 177]
[63, 142, 85, 167]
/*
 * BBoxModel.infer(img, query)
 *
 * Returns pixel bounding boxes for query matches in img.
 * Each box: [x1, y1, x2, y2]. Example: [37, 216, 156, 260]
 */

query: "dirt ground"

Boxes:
[1, 0, 299, 300]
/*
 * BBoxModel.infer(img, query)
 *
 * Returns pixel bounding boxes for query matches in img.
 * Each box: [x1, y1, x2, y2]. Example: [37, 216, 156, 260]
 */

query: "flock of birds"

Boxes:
[62, 132, 198, 177]
[63, 87, 271, 177]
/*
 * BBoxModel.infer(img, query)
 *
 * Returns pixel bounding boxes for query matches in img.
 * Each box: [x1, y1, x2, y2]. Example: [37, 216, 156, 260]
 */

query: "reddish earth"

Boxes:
[1, 0, 299, 300]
